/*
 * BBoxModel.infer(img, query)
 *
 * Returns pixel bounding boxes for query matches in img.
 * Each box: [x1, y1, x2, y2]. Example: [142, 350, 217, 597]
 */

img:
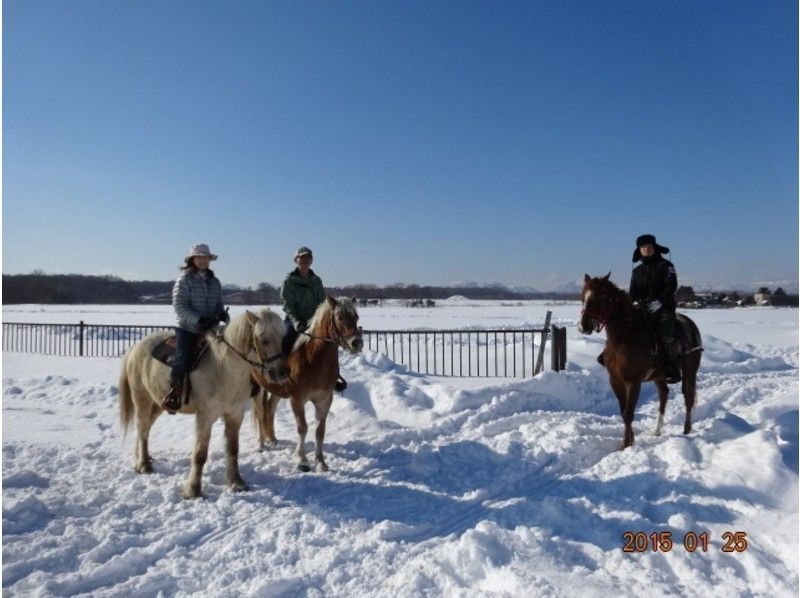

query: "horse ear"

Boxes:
[584, 274, 591, 283]
[351, 296, 358, 304]
[602, 272, 611, 281]
[326, 295, 337, 309]
[244, 310, 259, 325]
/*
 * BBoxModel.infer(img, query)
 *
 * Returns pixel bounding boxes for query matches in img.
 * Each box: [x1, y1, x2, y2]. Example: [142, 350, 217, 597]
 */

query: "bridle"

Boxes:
[300, 313, 361, 349]
[582, 288, 619, 333]
[221, 331, 283, 378]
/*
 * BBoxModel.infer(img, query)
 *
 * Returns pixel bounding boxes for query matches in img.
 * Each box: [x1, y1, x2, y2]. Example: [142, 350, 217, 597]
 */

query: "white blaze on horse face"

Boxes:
[578, 290, 593, 333]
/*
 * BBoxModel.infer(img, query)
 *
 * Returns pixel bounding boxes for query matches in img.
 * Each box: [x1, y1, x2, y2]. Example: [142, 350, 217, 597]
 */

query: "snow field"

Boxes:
[3, 303, 798, 596]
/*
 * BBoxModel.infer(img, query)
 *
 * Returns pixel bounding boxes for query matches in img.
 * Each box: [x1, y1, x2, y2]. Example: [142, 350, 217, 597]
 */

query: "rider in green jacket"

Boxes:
[281, 246, 326, 355]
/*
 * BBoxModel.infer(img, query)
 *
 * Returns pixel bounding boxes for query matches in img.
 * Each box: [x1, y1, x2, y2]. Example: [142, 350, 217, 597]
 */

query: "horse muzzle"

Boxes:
[343, 335, 363, 354]
[265, 363, 290, 384]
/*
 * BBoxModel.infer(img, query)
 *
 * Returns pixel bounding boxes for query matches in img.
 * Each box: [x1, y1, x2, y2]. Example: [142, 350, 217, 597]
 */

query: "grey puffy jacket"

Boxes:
[172, 269, 224, 333]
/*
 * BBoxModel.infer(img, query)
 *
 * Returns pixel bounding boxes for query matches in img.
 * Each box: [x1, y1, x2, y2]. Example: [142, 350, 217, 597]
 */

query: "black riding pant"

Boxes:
[282, 319, 299, 356]
[170, 327, 199, 387]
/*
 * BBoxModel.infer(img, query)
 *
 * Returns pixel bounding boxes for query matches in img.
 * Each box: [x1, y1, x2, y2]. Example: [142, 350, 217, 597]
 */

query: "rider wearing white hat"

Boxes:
[164, 243, 229, 412]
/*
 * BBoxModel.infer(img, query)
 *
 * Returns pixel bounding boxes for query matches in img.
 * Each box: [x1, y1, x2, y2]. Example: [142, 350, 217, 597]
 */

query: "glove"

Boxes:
[217, 308, 230, 324]
[197, 316, 217, 330]
[647, 300, 662, 314]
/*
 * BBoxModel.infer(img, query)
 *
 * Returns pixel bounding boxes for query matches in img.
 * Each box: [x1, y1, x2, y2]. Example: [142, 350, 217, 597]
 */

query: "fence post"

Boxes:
[79, 320, 85, 356]
[534, 310, 552, 375]
[551, 325, 567, 372]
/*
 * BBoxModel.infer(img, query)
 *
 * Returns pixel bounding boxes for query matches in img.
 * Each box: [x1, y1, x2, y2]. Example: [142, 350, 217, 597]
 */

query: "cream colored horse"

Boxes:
[120, 309, 288, 499]
[252, 296, 363, 472]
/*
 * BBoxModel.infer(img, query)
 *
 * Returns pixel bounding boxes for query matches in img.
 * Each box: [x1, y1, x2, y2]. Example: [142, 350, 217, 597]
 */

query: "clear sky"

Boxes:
[3, 1, 797, 291]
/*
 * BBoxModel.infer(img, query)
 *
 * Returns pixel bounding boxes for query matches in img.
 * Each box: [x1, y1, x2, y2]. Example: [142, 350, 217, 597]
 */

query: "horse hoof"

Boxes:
[316, 461, 329, 473]
[182, 485, 203, 499]
[230, 481, 249, 492]
[135, 463, 153, 474]
[297, 463, 312, 473]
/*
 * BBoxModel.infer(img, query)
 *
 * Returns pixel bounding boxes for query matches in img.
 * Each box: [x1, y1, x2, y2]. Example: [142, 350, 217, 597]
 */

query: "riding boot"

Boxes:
[334, 375, 347, 393]
[662, 337, 682, 384]
[163, 374, 184, 413]
[596, 351, 606, 366]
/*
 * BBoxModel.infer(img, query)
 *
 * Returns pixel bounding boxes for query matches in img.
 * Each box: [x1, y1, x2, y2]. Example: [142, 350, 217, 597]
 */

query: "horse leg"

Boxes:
[622, 382, 642, 449]
[289, 397, 311, 472]
[182, 414, 214, 499]
[265, 393, 280, 446]
[608, 376, 627, 446]
[223, 411, 248, 492]
[134, 395, 157, 473]
[313, 395, 333, 472]
[654, 380, 669, 436]
[682, 365, 697, 435]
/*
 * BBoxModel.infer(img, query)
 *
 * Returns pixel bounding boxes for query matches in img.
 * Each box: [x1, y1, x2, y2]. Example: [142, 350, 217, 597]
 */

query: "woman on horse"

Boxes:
[164, 243, 230, 412]
[630, 234, 681, 383]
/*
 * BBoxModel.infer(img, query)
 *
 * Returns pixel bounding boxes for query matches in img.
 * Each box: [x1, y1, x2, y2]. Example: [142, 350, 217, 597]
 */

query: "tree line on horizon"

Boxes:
[2, 273, 578, 304]
[3, 273, 796, 305]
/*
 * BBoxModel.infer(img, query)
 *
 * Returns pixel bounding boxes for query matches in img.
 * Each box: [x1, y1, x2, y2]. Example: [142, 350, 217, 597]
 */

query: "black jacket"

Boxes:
[629, 255, 677, 314]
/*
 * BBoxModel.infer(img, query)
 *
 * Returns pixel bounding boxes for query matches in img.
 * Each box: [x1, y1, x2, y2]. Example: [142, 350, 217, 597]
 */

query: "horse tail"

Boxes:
[119, 353, 135, 437]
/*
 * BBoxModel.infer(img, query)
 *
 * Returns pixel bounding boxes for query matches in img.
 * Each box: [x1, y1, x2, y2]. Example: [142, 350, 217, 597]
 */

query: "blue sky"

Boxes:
[3, 1, 797, 291]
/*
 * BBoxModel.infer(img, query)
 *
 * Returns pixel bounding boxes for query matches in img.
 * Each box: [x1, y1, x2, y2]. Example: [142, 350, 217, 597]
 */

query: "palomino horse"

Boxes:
[578, 274, 702, 449]
[119, 309, 288, 498]
[252, 296, 363, 472]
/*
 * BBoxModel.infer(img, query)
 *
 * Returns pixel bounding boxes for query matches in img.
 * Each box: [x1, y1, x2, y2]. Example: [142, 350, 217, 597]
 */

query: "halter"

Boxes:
[221, 330, 283, 377]
[300, 311, 360, 348]
[584, 288, 619, 332]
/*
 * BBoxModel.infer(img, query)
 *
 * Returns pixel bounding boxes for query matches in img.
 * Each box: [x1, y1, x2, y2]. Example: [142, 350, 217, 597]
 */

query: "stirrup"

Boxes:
[163, 389, 182, 413]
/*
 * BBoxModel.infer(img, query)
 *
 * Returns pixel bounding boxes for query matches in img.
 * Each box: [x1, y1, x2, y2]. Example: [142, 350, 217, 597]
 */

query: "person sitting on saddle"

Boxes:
[281, 246, 347, 391]
[630, 234, 682, 383]
[164, 243, 230, 412]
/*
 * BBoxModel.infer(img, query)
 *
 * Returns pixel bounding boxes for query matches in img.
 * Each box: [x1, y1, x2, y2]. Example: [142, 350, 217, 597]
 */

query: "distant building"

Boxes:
[753, 292, 799, 307]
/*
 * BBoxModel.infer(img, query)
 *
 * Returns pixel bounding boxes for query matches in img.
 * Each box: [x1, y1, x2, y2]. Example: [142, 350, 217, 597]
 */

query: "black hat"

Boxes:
[632, 234, 670, 262]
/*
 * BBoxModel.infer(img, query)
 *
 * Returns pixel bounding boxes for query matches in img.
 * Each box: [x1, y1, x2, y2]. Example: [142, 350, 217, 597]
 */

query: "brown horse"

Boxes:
[252, 296, 363, 471]
[578, 273, 703, 449]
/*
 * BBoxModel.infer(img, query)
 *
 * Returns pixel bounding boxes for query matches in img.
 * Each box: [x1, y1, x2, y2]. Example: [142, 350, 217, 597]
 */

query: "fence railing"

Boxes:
[3, 312, 567, 377]
[2, 322, 172, 358]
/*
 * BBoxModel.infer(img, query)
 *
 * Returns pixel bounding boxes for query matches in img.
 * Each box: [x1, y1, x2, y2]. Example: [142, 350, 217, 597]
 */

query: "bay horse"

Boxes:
[252, 296, 363, 472]
[119, 309, 288, 498]
[578, 274, 702, 449]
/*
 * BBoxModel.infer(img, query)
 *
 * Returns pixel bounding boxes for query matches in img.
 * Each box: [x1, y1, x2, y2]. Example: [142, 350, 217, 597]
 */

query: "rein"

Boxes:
[585, 288, 642, 332]
[221, 334, 283, 375]
[299, 313, 358, 347]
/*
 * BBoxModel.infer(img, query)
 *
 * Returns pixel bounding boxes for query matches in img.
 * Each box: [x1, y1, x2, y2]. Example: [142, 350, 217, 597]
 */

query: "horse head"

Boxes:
[243, 309, 290, 383]
[326, 296, 364, 354]
[578, 272, 621, 334]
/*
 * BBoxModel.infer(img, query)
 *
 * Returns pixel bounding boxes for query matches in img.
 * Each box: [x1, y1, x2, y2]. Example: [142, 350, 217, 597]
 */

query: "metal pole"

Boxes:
[534, 311, 552, 375]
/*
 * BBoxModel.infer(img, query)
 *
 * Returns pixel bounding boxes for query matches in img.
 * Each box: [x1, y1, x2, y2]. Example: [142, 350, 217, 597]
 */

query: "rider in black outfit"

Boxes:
[629, 234, 682, 383]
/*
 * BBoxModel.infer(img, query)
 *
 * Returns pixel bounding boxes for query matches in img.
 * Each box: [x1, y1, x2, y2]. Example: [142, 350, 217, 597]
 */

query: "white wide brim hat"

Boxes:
[185, 243, 218, 261]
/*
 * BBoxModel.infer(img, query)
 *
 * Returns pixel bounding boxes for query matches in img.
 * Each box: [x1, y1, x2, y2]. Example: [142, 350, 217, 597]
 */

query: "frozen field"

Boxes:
[3, 301, 798, 596]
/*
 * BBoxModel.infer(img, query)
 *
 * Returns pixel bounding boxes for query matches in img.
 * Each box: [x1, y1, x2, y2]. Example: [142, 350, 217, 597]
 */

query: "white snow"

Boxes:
[3, 303, 798, 596]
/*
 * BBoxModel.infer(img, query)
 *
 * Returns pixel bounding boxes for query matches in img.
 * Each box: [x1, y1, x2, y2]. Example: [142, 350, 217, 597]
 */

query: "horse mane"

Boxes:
[293, 297, 358, 351]
[221, 311, 254, 353]
[591, 276, 643, 318]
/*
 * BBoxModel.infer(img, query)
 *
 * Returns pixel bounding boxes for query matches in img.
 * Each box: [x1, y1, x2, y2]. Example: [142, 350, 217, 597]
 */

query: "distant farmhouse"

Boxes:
[676, 285, 798, 308]
[753, 287, 798, 307]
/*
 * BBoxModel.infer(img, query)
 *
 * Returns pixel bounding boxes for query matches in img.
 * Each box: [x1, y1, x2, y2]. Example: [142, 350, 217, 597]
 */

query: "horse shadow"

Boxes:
[241, 437, 773, 549]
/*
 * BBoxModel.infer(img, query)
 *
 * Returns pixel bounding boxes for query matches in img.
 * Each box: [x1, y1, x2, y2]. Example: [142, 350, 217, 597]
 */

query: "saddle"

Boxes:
[151, 336, 210, 405]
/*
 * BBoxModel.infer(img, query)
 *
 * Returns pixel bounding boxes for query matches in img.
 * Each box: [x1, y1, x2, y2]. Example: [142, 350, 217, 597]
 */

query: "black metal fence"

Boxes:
[2, 322, 171, 358]
[3, 312, 567, 377]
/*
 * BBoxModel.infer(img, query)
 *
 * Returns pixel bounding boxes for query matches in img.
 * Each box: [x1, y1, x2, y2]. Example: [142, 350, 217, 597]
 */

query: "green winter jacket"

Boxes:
[281, 268, 325, 327]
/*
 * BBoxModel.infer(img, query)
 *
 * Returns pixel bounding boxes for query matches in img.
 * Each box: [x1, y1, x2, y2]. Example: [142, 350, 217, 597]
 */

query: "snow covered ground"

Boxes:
[3, 301, 798, 596]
